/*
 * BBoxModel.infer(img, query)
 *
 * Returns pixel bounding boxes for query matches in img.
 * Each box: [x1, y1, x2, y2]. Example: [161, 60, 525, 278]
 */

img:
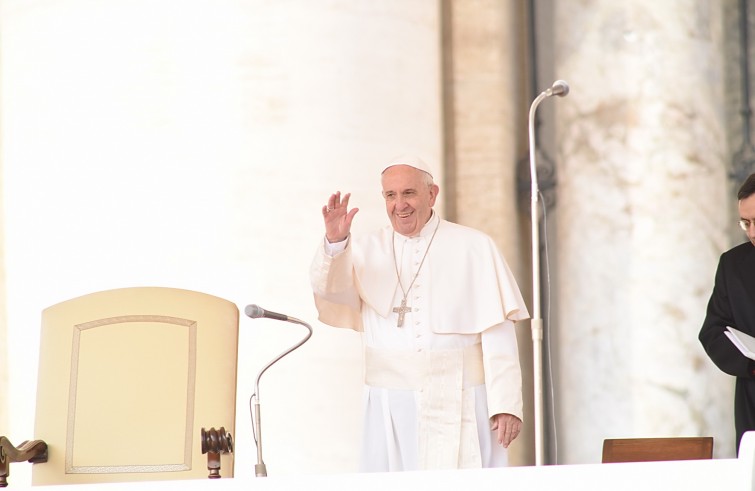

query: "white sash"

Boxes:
[364, 344, 484, 469]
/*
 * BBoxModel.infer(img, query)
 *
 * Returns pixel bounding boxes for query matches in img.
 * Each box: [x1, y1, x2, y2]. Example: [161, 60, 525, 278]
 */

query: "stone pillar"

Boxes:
[441, 1, 533, 464]
[552, 1, 733, 462]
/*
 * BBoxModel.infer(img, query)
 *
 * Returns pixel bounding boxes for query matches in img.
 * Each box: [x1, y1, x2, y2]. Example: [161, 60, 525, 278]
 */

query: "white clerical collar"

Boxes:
[395, 211, 439, 240]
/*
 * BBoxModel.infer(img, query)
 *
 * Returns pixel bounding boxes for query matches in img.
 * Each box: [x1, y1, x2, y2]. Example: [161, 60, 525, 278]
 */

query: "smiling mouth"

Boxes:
[397, 211, 412, 219]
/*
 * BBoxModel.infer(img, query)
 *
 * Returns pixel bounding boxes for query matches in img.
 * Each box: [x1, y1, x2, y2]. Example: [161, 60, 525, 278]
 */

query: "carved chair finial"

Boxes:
[200, 427, 233, 479]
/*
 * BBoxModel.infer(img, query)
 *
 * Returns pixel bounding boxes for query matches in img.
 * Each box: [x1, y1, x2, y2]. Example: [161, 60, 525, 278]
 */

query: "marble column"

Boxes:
[441, 0, 533, 465]
[442, 1, 523, 260]
[552, 1, 733, 462]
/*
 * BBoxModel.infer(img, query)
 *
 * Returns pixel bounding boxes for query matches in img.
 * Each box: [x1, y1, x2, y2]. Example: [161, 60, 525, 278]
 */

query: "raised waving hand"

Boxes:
[322, 191, 359, 243]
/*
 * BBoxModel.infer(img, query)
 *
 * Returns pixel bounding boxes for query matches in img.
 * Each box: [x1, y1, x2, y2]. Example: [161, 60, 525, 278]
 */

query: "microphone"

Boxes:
[245, 304, 288, 322]
[527, 79, 569, 467]
[545, 79, 569, 98]
[244, 303, 313, 477]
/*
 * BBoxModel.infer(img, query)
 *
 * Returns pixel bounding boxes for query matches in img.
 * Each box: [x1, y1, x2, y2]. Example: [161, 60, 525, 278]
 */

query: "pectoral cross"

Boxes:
[392, 297, 412, 328]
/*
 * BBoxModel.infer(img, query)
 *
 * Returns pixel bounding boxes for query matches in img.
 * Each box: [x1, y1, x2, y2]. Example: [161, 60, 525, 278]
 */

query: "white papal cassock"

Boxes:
[310, 212, 529, 471]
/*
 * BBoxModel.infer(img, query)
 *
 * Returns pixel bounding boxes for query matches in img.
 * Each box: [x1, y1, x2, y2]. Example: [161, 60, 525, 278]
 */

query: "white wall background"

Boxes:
[1, 0, 444, 483]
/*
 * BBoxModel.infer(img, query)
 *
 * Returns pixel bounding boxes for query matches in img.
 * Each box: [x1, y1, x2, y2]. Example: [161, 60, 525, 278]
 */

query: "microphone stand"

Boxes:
[250, 315, 313, 477]
[528, 80, 568, 467]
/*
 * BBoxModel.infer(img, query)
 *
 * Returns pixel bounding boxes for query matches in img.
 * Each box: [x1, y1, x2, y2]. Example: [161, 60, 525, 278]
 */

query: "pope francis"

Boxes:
[310, 155, 529, 472]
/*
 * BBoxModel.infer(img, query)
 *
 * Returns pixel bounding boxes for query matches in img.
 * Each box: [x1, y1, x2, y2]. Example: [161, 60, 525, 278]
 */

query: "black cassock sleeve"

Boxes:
[699, 252, 755, 379]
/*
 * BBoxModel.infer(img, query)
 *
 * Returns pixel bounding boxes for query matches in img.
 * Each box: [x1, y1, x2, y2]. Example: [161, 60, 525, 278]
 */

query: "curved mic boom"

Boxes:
[245, 304, 313, 477]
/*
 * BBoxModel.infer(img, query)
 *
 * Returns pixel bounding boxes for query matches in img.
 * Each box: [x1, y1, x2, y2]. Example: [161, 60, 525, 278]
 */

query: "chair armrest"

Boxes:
[0, 436, 48, 487]
[200, 427, 233, 479]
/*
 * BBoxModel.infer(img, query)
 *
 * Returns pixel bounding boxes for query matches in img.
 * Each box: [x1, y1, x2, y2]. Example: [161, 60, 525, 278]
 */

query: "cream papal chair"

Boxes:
[0, 287, 239, 486]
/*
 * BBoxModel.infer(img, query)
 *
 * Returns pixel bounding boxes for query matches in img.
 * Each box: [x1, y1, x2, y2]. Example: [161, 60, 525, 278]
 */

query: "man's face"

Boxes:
[381, 165, 439, 237]
[739, 194, 755, 246]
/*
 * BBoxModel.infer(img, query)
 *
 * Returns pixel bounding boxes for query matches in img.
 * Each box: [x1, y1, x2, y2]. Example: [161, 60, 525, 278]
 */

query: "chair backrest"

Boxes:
[601, 437, 713, 463]
[32, 287, 239, 485]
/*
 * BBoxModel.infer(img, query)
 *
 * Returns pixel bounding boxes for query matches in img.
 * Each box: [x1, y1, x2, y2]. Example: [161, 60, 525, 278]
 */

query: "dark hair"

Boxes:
[738, 173, 755, 200]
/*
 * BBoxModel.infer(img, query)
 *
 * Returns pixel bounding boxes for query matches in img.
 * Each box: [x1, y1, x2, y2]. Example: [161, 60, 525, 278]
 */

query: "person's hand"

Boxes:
[491, 413, 522, 448]
[323, 191, 359, 243]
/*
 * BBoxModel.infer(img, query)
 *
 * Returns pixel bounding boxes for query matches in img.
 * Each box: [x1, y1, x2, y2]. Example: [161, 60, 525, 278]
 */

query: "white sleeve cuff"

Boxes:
[323, 236, 348, 256]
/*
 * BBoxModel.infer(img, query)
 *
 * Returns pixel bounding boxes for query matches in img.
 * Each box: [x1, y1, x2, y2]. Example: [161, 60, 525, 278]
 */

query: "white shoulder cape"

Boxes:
[311, 219, 529, 334]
